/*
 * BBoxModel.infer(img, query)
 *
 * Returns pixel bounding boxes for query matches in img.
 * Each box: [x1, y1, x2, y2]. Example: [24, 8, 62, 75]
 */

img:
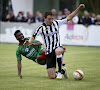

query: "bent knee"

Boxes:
[48, 75, 55, 79]
[47, 68, 56, 79]
[55, 47, 63, 55]
[37, 56, 40, 60]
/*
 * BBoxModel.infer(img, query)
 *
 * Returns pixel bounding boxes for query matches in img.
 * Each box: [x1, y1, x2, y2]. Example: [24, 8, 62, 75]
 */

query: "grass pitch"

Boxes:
[0, 43, 100, 90]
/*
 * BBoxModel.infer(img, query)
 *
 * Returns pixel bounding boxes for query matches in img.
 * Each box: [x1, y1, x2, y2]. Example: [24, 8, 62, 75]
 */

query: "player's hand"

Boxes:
[79, 4, 85, 9]
[24, 40, 29, 45]
[31, 43, 36, 46]
[24, 40, 33, 46]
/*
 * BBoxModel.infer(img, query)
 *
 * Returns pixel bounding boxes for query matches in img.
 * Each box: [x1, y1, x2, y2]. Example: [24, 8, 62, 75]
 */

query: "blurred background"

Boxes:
[0, 0, 100, 46]
[0, 1, 100, 90]
[0, 0, 100, 22]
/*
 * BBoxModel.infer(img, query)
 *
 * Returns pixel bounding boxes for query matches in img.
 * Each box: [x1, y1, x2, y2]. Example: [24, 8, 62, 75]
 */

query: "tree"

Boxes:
[89, 0, 100, 14]
[79, 0, 100, 14]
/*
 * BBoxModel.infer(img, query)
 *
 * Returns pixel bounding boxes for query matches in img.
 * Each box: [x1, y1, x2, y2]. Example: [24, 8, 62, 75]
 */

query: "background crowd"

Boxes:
[2, 8, 100, 26]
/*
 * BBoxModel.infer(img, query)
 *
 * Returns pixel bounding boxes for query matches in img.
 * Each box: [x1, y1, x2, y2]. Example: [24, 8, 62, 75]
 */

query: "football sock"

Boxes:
[55, 71, 58, 77]
[56, 70, 65, 75]
[40, 52, 46, 61]
[57, 54, 63, 73]
[61, 69, 65, 74]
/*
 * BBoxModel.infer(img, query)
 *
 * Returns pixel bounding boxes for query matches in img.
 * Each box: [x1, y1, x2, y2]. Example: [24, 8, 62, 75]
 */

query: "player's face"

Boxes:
[45, 15, 53, 25]
[16, 32, 24, 42]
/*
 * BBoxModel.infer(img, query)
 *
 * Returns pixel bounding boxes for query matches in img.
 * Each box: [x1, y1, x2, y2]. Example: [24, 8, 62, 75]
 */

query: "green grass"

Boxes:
[0, 43, 100, 90]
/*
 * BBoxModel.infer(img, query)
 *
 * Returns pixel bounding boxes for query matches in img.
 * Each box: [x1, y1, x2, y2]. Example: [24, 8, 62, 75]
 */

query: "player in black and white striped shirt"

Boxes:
[24, 4, 85, 79]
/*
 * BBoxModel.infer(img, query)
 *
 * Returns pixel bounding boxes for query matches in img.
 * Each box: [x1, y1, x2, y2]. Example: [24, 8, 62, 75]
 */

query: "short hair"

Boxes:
[44, 11, 53, 18]
[14, 30, 21, 38]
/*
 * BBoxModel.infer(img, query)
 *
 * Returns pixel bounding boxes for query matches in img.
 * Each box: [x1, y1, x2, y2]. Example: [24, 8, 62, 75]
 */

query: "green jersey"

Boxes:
[16, 37, 42, 62]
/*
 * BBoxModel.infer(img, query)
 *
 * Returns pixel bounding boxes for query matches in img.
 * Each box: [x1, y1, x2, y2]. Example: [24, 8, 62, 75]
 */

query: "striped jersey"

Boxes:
[33, 18, 68, 54]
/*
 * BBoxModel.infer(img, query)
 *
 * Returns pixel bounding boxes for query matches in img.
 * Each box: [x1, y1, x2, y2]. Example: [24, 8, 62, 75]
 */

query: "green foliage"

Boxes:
[0, 43, 100, 90]
[79, 0, 100, 14]
[78, 11, 84, 17]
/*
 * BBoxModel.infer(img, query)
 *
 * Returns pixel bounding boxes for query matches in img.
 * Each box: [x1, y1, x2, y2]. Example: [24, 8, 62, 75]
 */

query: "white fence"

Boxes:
[0, 22, 100, 46]
[59, 24, 100, 46]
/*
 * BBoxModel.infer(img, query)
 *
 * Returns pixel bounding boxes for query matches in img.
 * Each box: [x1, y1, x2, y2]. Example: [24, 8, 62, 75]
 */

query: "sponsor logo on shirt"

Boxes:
[26, 48, 35, 57]
[25, 48, 29, 52]
[45, 30, 59, 37]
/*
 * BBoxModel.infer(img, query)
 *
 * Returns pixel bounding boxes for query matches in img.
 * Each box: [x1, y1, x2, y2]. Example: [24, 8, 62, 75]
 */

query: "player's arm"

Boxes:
[67, 4, 85, 21]
[17, 60, 22, 79]
[24, 37, 35, 45]
[16, 48, 22, 79]
[24, 25, 42, 45]
[56, 4, 85, 28]
[29, 37, 35, 45]
[32, 41, 42, 46]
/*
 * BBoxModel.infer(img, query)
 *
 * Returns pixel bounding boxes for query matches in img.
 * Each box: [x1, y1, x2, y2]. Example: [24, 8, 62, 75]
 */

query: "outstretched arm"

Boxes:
[17, 60, 22, 79]
[32, 41, 42, 46]
[24, 38, 42, 46]
[24, 25, 42, 45]
[29, 37, 35, 44]
[67, 4, 85, 21]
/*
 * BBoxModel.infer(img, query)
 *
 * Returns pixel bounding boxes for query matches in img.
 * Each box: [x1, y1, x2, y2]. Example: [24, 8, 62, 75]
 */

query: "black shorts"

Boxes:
[46, 50, 56, 69]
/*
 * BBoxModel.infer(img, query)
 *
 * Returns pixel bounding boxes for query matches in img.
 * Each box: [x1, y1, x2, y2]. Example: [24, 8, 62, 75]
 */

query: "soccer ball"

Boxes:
[73, 70, 84, 80]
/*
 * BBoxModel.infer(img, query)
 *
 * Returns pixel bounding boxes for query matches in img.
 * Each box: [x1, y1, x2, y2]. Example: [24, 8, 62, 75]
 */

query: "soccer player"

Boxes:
[24, 4, 85, 79]
[14, 30, 46, 79]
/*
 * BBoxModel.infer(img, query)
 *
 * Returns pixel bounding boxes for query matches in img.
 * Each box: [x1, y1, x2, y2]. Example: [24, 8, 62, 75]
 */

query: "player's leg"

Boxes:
[46, 50, 56, 79]
[55, 47, 68, 79]
[39, 48, 65, 66]
[36, 49, 46, 65]
[47, 68, 56, 79]
[55, 47, 63, 79]
[40, 49, 45, 55]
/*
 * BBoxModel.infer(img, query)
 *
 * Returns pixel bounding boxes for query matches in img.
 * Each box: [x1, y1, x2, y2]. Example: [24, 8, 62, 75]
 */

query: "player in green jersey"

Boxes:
[14, 30, 46, 79]
[14, 30, 66, 79]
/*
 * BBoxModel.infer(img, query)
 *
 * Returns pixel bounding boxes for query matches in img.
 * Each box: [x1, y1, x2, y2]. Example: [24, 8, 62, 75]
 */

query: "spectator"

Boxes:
[35, 11, 41, 21]
[72, 14, 79, 24]
[62, 8, 70, 19]
[79, 10, 88, 24]
[25, 12, 30, 22]
[78, 16, 83, 24]
[21, 11, 26, 22]
[51, 9, 57, 16]
[82, 10, 88, 18]
[91, 13, 96, 24]
[94, 15, 100, 25]
[3, 8, 100, 26]
[57, 11, 63, 19]
[67, 20, 76, 30]
[27, 13, 35, 24]
[9, 10, 16, 22]
[35, 12, 44, 23]
[82, 11, 92, 27]
[5, 14, 11, 22]
[51, 9, 57, 20]
[16, 11, 25, 22]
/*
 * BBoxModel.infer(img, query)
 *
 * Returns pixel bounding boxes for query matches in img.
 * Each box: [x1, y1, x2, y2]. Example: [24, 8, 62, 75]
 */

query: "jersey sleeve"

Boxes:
[16, 47, 22, 61]
[56, 18, 68, 28]
[32, 25, 43, 39]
